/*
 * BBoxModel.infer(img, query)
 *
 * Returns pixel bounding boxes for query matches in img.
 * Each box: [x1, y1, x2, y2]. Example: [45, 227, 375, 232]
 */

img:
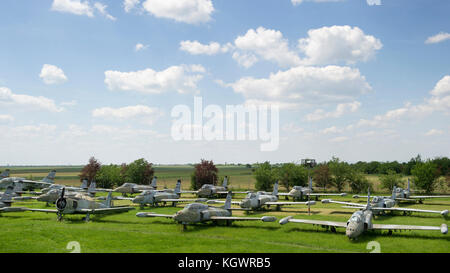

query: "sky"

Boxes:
[0, 0, 449, 165]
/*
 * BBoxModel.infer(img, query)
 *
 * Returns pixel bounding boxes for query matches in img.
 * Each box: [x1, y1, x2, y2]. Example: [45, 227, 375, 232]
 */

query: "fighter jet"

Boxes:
[136, 191, 277, 229]
[25, 188, 134, 222]
[182, 176, 248, 198]
[0, 169, 10, 179]
[113, 177, 158, 195]
[392, 178, 449, 203]
[279, 189, 448, 240]
[277, 177, 347, 201]
[0, 187, 29, 214]
[208, 181, 316, 211]
[0, 170, 56, 192]
[119, 179, 207, 208]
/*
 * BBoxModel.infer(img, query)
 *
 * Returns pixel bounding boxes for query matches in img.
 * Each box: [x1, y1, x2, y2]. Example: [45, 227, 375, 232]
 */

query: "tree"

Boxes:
[254, 162, 277, 191]
[348, 172, 372, 194]
[190, 159, 218, 190]
[328, 157, 351, 192]
[95, 164, 123, 189]
[411, 161, 439, 193]
[379, 170, 403, 191]
[122, 158, 154, 185]
[313, 164, 332, 191]
[79, 157, 101, 186]
[276, 163, 308, 191]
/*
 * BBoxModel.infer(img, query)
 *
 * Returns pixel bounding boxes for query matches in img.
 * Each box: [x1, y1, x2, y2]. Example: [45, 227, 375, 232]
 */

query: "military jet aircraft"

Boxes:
[113, 177, 158, 195]
[136, 191, 277, 229]
[354, 178, 450, 203]
[277, 177, 347, 201]
[0, 169, 10, 179]
[181, 176, 248, 198]
[119, 179, 207, 208]
[25, 188, 134, 222]
[0, 170, 56, 192]
[279, 189, 448, 240]
[323, 186, 448, 217]
[208, 181, 316, 211]
[0, 187, 29, 214]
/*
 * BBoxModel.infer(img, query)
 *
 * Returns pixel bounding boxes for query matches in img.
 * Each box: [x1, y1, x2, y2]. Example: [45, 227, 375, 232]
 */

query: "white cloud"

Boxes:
[234, 27, 301, 68]
[329, 136, 348, 143]
[11, 124, 57, 136]
[231, 52, 259, 68]
[104, 64, 205, 94]
[282, 123, 304, 133]
[306, 101, 361, 121]
[320, 126, 342, 134]
[430, 75, 450, 97]
[51, 0, 94, 17]
[94, 2, 116, 21]
[366, 0, 381, 6]
[229, 65, 371, 109]
[298, 25, 382, 65]
[124, 0, 140, 12]
[425, 32, 450, 44]
[0, 114, 14, 123]
[425, 129, 443, 136]
[0, 87, 64, 112]
[135, 43, 149, 51]
[39, 64, 68, 85]
[292, 0, 345, 5]
[142, 0, 214, 24]
[61, 100, 78, 106]
[92, 105, 163, 125]
[180, 41, 232, 55]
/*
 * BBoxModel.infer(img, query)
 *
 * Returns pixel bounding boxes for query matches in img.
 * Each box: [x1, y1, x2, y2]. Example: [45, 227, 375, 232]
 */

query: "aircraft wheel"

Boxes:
[330, 227, 336, 233]
[387, 230, 392, 236]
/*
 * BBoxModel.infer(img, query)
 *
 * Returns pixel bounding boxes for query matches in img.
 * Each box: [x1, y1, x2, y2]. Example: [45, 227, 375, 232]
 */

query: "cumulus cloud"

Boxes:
[229, 65, 371, 109]
[306, 101, 361, 121]
[94, 2, 116, 20]
[366, 0, 381, 5]
[135, 43, 149, 51]
[0, 114, 14, 123]
[51, 0, 94, 17]
[291, 0, 345, 5]
[0, 87, 64, 112]
[123, 0, 140, 12]
[298, 25, 383, 65]
[329, 136, 348, 143]
[233, 27, 301, 68]
[39, 64, 68, 85]
[180, 41, 232, 55]
[425, 32, 450, 44]
[142, 0, 214, 24]
[425, 129, 443, 136]
[320, 126, 343, 134]
[282, 123, 304, 133]
[92, 105, 163, 125]
[104, 64, 205, 94]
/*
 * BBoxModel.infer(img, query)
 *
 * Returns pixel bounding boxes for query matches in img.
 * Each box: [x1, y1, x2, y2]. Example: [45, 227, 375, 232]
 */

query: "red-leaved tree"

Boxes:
[191, 159, 218, 190]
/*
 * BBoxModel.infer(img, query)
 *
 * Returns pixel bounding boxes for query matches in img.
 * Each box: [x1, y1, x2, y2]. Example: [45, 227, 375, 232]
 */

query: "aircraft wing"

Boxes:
[321, 199, 365, 207]
[276, 193, 291, 196]
[160, 198, 207, 203]
[394, 197, 417, 202]
[371, 223, 448, 234]
[180, 190, 198, 194]
[264, 201, 316, 206]
[370, 207, 449, 216]
[206, 200, 240, 205]
[135, 212, 174, 218]
[210, 216, 276, 222]
[279, 216, 348, 227]
[410, 195, 450, 199]
[79, 207, 134, 214]
[26, 208, 58, 213]
[0, 207, 29, 213]
[308, 193, 347, 197]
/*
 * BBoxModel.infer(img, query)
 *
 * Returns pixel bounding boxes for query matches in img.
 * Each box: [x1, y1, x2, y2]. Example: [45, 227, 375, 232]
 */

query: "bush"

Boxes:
[411, 161, 439, 194]
[348, 172, 372, 193]
[328, 157, 351, 192]
[313, 164, 332, 191]
[254, 162, 277, 191]
[122, 158, 154, 185]
[95, 164, 123, 189]
[379, 170, 403, 191]
[191, 159, 218, 190]
[79, 157, 101, 185]
[276, 163, 307, 191]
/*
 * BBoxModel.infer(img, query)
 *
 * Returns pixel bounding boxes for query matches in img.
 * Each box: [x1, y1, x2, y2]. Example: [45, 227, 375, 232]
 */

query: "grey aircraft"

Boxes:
[277, 177, 347, 201]
[279, 189, 448, 239]
[113, 177, 158, 195]
[182, 176, 248, 198]
[208, 181, 316, 211]
[0, 170, 56, 192]
[136, 191, 277, 229]
[120, 179, 207, 208]
[0, 186, 28, 214]
[354, 178, 450, 203]
[0, 169, 10, 179]
[322, 186, 448, 217]
[25, 188, 134, 221]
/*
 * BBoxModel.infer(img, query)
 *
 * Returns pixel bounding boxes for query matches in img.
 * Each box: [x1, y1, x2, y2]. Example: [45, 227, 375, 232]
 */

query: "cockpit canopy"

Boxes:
[372, 196, 381, 203]
[292, 186, 303, 190]
[246, 192, 257, 199]
[350, 215, 361, 223]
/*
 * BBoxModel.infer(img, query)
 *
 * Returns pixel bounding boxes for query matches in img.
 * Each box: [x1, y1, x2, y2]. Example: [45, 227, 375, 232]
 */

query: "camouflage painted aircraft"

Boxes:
[0, 170, 56, 192]
[208, 181, 316, 211]
[136, 191, 277, 229]
[113, 177, 158, 195]
[354, 178, 450, 203]
[25, 188, 134, 221]
[119, 179, 207, 208]
[0, 187, 28, 214]
[182, 176, 249, 198]
[279, 189, 448, 239]
[277, 177, 347, 201]
[0, 169, 10, 179]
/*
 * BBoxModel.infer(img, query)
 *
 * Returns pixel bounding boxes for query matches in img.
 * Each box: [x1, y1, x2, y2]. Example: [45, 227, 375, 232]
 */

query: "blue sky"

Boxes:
[0, 0, 449, 165]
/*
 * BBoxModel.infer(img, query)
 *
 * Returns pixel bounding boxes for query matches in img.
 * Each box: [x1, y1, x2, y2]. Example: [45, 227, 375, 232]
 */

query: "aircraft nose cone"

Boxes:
[240, 200, 250, 208]
[56, 198, 67, 211]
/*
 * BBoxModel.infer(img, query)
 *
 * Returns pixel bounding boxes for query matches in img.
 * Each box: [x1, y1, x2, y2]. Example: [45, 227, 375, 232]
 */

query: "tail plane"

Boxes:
[42, 170, 56, 184]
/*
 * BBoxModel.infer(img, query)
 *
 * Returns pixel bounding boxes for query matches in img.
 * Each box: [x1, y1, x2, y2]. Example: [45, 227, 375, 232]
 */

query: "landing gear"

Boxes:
[57, 212, 63, 222]
[226, 220, 232, 226]
[330, 226, 337, 233]
[387, 230, 393, 236]
[275, 205, 281, 211]
[82, 213, 90, 222]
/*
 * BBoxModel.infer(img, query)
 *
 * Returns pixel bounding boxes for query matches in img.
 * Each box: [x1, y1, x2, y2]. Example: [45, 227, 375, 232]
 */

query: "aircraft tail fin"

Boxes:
[81, 179, 88, 189]
[88, 179, 96, 193]
[151, 176, 157, 188]
[0, 169, 10, 178]
[104, 191, 113, 208]
[1, 186, 14, 201]
[273, 181, 278, 196]
[175, 179, 181, 194]
[392, 185, 397, 200]
[224, 191, 232, 211]
[222, 176, 228, 189]
[42, 170, 56, 184]
[366, 187, 371, 211]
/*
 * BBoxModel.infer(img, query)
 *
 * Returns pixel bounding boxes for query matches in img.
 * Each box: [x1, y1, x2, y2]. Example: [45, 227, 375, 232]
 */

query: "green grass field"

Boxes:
[1, 165, 449, 253]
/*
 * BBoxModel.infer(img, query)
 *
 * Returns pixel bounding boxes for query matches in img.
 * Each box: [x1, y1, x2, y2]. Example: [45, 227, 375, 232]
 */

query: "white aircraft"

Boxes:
[279, 188, 448, 239]
[0, 170, 56, 192]
[277, 177, 347, 201]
